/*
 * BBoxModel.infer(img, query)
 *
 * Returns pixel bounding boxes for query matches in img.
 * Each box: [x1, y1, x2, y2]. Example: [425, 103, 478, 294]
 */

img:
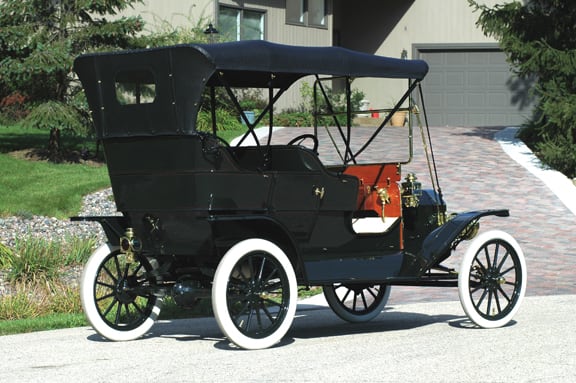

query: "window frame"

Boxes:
[218, 5, 266, 41]
[285, 0, 327, 29]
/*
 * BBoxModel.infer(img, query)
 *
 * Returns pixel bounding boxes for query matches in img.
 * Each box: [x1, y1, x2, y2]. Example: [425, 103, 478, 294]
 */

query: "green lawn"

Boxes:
[0, 124, 49, 152]
[0, 125, 110, 218]
[0, 154, 109, 218]
[0, 314, 89, 336]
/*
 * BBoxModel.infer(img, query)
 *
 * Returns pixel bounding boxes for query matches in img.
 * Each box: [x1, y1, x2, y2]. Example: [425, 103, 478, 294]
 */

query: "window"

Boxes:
[286, 0, 326, 27]
[286, 0, 304, 24]
[219, 6, 265, 41]
[308, 0, 326, 26]
[115, 69, 156, 105]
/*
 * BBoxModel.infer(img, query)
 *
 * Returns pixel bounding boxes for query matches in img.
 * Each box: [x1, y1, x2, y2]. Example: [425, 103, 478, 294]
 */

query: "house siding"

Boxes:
[123, 0, 215, 29]
[125, 1, 333, 111]
[126, 1, 332, 47]
[335, 0, 504, 111]
[123, 1, 527, 123]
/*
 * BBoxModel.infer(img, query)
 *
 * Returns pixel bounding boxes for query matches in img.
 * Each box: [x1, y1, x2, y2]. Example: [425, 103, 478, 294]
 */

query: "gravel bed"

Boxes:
[0, 188, 119, 297]
[0, 188, 119, 248]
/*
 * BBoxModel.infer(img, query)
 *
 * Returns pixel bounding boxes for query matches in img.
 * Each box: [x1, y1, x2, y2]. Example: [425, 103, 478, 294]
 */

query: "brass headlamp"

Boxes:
[119, 227, 142, 263]
[401, 173, 422, 208]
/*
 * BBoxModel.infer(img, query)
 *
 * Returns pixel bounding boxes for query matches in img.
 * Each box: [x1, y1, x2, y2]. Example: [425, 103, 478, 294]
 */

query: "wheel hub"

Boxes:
[245, 282, 263, 304]
[481, 267, 506, 290]
[115, 277, 137, 304]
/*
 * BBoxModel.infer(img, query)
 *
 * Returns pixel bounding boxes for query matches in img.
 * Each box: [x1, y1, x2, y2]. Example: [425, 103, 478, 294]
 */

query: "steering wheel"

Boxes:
[214, 134, 231, 148]
[199, 131, 231, 157]
[287, 134, 319, 153]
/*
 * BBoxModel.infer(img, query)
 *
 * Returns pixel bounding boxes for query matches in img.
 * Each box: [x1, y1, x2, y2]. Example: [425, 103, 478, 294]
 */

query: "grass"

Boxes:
[0, 154, 109, 218]
[0, 124, 49, 152]
[0, 295, 206, 336]
[218, 128, 247, 143]
[0, 313, 88, 336]
[1, 236, 97, 282]
[0, 124, 107, 334]
[0, 288, 323, 336]
[0, 125, 110, 218]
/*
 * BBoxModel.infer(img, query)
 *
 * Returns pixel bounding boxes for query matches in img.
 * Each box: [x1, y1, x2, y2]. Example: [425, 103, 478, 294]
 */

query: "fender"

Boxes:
[207, 214, 305, 279]
[400, 209, 509, 276]
[422, 209, 509, 267]
[70, 215, 128, 244]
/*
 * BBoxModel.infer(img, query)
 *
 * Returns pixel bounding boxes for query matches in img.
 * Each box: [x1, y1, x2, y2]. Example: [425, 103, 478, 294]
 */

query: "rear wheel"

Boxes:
[80, 244, 163, 341]
[458, 230, 526, 328]
[212, 239, 298, 350]
[323, 283, 391, 323]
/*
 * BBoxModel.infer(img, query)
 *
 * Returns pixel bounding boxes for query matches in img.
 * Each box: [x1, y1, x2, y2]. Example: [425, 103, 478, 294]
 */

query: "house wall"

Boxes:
[125, 0, 332, 46]
[125, 1, 333, 111]
[335, 0, 505, 110]
[124, 1, 517, 119]
[218, 0, 333, 46]
[122, 0, 215, 30]
[216, 0, 333, 109]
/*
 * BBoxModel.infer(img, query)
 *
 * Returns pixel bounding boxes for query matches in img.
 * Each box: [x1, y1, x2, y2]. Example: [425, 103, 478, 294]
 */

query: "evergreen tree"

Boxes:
[0, 0, 146, 160]
[470, 0, 576, 178]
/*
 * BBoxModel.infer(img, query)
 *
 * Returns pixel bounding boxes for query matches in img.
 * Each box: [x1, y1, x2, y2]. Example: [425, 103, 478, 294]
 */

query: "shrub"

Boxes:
[0, 279, 82, 320]
[0, 92, 29, 123]
[196, 109, 244, 133]
[275, 112, 315, 127]
[237, 89, 268, 111]
[292, 81, 365, 127]
[5, 238, 63, 283]
[2, 236, 96, 283]
[535, 136, 576, 178]
[60, 236, 97, 265]
[0, 236, 93, 321]
[0, 242, 13, 268]
[23, 101, 89, 137]
[520, 112, 576, 179]
[46, 281, 82, 315]
[0, 283, 45, 320]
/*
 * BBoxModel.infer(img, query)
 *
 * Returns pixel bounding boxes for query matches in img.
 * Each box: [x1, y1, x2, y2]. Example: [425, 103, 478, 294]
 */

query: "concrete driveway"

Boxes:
[0, 294, 574, 382]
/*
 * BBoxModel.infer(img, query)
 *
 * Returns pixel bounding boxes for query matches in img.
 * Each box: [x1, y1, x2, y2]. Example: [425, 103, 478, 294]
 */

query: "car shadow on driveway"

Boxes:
[288, 306, 462, 340]
[85, 305, 471, 349]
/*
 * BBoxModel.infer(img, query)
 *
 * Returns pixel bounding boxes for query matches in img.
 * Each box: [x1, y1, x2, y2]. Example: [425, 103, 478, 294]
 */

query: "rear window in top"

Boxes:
[115, 69, 156, 105]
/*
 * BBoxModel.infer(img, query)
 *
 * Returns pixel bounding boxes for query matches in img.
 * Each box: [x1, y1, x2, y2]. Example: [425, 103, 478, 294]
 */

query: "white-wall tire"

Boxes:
[80, 243, 163, 341]
[212, 238, 298, 350]
[458, 230, 526, 328]
[323, 283, 390, 323]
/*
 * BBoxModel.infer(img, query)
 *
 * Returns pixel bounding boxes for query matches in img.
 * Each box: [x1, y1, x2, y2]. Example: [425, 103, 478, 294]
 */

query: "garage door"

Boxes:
[417, 47, 534, 127]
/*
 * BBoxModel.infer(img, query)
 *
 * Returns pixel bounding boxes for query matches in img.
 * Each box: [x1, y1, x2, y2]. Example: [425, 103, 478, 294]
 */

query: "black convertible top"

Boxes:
[194, 40, 428, 85]
[74, 41, 428, 137]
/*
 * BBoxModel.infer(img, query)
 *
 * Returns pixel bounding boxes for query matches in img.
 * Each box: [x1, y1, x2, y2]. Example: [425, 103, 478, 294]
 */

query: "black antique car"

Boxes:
[73, 40, 526, 350]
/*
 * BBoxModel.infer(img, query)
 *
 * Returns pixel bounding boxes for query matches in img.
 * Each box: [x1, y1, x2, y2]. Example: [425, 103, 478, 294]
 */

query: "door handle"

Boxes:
[314, 186, 325, 200]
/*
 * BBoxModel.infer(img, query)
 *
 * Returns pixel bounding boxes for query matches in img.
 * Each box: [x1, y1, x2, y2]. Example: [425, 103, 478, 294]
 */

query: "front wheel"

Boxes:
[458, 230, 526, 328]
[212, 239, 298, 350]
[323, 283, 391, 323]
[80, 243, 163, 341]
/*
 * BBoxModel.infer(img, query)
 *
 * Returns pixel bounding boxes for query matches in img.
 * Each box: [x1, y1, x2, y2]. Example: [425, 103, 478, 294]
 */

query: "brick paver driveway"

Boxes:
[261, 125, 576, 304]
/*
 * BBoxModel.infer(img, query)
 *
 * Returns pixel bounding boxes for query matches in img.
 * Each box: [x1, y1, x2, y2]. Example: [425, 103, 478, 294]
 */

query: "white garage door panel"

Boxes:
[418, 47, 533, 126]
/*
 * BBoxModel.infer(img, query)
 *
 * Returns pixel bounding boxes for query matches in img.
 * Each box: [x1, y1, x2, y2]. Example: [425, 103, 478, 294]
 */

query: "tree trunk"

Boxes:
[48, 127, 61, 162]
